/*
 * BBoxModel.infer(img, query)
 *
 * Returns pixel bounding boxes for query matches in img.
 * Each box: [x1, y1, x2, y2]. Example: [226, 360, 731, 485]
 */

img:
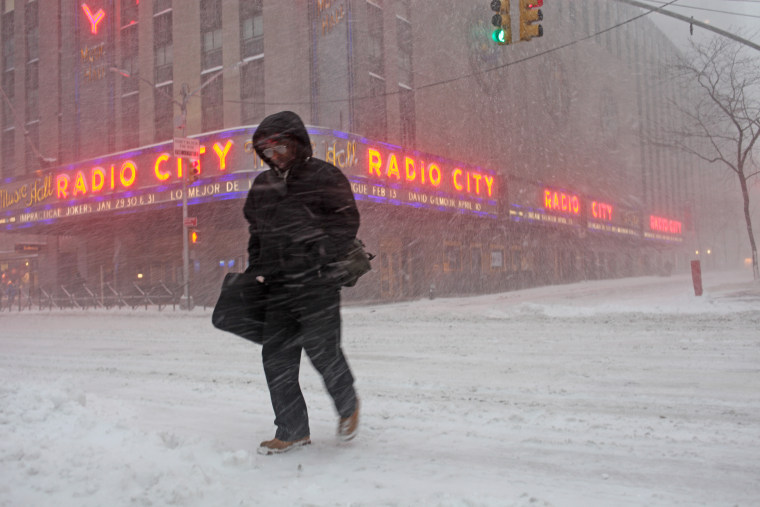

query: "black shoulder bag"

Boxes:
[322, 238, 375, 287]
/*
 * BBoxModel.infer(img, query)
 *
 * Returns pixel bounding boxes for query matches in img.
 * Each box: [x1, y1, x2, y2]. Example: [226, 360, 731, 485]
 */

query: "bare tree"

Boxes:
[663, 35, 760, 279]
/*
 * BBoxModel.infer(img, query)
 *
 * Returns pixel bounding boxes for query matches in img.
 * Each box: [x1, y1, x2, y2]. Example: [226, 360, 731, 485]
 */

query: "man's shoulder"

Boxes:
[251, 169, 277, 188]
[253, 168, 275, 181]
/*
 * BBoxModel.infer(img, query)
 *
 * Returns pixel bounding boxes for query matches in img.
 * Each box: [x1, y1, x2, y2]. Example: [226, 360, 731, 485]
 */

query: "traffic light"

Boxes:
[189, 158, 201, 183]
[490, 0, 511, 45]
[189, 228, 200, 245]
[519, 0, 543, 42]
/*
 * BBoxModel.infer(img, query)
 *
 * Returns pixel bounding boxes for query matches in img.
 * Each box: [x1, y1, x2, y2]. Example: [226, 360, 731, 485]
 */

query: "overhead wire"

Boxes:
[643, 0, 760, 19]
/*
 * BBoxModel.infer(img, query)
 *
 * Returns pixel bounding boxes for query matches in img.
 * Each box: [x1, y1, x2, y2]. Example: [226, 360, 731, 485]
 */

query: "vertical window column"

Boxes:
[200, 0, 222, 70]
[239, 0, 263, 59]
[396, 10, 414, 148]
[201, 77, 222, 132]
[119, 19, 139, 148]
[154, 9, 172, 85]
[240, 58, 264, 125]
[24, 0, 39, 171]
[201, 0, 223, 131]
[366, 2, 386, 140]
[239, 0, 264, 125]
[1, 6, 15, 177]
[154, 83, 173, 141]
[153, 7, 173, 142]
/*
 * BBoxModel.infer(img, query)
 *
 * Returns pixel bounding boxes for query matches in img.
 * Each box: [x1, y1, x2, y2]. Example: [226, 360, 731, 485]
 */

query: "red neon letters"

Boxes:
[81, 4, 106, 35]
[544, 188, 580, 215]
[650, 215, 682, 235]
[366, 148, 495, 198]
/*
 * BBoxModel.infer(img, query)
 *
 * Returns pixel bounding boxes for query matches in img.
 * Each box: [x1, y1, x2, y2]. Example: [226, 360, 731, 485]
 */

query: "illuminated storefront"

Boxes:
[0, 126, 508, 304]
[0, 124, 686, 304]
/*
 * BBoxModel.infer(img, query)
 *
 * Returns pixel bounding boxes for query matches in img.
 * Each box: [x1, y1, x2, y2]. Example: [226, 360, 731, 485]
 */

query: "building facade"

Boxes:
[0, 0, 704, 307]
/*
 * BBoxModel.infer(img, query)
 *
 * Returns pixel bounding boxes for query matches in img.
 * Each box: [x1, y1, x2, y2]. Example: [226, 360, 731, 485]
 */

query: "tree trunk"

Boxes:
[738, 174, 759, 280]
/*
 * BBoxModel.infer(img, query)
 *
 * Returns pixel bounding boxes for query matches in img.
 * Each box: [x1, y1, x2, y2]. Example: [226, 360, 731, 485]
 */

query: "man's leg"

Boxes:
[261, 309, 310, 441]
[301, 289, 357, 418]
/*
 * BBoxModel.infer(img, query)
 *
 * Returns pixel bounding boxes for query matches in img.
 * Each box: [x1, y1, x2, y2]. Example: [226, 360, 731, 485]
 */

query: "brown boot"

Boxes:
[257, 436, 311, 455]
[337, 398, 360, 441]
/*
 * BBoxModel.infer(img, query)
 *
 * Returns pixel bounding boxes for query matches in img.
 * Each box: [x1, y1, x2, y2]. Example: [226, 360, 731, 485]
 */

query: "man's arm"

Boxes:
[243, 188, 261, 272]
[316, 163, 360, 263]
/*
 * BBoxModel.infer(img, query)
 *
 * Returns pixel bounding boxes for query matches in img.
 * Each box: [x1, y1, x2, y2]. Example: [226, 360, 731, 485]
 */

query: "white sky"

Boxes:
[639, 0, 760, 49]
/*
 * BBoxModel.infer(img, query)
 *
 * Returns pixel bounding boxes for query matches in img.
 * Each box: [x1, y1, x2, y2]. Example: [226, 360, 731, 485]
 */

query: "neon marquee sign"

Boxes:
[544, 188, 580, 215]
[649, 215, 682, 235]
[55, 140, 234, 199]
[367, 148, 496, 199]
[590, 200, 613, 221]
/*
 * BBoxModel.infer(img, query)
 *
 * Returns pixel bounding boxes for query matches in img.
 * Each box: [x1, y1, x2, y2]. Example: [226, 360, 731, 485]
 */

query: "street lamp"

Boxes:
[110, 63, 240, 309]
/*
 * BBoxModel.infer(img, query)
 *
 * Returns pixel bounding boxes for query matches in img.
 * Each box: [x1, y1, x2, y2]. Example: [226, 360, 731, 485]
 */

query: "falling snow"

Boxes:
[1, 269, 759, 506]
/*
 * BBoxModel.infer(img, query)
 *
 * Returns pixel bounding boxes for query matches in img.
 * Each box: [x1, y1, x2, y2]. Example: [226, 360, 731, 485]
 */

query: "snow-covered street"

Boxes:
[1, 270, 759, 506]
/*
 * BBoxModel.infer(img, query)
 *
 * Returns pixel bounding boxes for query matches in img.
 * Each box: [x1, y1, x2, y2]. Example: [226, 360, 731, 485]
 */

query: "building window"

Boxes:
[569, 1, 576, 27]
[240, 0, 263, 59]
[24, 1, 37, 62]
[581, 0, 589, 35]
[120, 23, 139, 94]
[24, 0, 38, 135]
[368, 74, 387, 140]
[367, 2, 384, 77]
[121, 0, 138, 26]
[154, 10, 172, 84]
[471, 246, 482, 274]
[154, 0, 171, 14]
[0, 3, 13, 176]
[24, 120, 38, 170]
[396, 17, 411, 87]
[2, 7, 14, 109]
[1, 70, 13, 128]
[201, 0, 222, 70]
[24, 60, 37, 119]
[491, 249, 504, 271]
[201, 76, 223, 132]
[510, 247, 521, 272]
[396, 0, 411, 21]
[444, 243, 461, 272]
[121, 93, 139, 149]
[240, 58, 264, 125]
[1, 92, 12, 128]
[2, 10, 13, 73]
[1, 128, 13, 178]
[399, 86, 415, 148]
[154, 83, 173, 142]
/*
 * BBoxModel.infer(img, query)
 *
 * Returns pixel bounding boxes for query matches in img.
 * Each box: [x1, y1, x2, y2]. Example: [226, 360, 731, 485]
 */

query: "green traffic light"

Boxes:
[492, 28, 511, 45]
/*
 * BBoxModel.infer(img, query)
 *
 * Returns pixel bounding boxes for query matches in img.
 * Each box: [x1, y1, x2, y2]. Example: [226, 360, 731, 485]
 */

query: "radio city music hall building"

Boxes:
[0, 1, 695, 305]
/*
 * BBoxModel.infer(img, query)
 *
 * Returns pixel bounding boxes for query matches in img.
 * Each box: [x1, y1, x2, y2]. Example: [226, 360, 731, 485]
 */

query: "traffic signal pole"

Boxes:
[179, 86, 191, 310]
[613, 0, 760, 53]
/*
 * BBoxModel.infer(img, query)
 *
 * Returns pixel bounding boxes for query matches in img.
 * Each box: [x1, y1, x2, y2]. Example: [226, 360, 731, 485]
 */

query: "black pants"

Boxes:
[262, 285, 356, 441]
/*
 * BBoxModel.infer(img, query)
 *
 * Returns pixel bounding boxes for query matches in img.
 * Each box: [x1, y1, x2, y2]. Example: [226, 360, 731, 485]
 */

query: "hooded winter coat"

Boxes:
[244, 111, 360, 284]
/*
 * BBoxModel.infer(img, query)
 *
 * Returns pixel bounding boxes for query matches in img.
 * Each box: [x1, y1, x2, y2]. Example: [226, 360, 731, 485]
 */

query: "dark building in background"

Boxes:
[0, 0, 713, 307]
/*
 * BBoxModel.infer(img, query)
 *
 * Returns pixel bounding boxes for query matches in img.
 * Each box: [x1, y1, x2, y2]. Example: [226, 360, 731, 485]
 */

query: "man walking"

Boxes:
[244, 111, 360, 455]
